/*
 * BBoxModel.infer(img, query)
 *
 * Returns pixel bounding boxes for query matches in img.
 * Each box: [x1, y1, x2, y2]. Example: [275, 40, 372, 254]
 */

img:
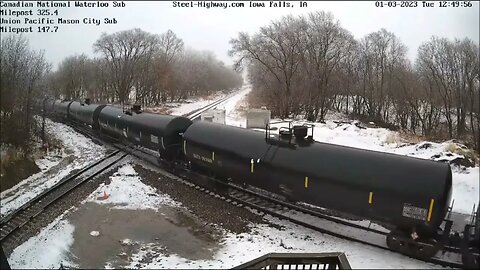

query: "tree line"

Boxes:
[230, 11, 479, 152]
[0, 28, 242, 155]
[49, 28, 243, 105]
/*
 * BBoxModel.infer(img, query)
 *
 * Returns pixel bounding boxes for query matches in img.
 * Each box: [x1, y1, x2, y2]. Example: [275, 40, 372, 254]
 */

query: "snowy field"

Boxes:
[5, 84, 479, 269]
[0, 118, 107, 218]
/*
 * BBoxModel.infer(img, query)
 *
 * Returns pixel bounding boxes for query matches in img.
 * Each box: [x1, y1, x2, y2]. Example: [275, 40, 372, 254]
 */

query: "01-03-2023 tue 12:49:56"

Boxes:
[375, 1, 473, 8]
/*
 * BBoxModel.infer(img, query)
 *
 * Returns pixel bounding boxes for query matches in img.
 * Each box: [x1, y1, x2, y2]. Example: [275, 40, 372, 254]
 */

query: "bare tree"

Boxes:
[230, 15, 305, 118]
[229, 11, 478, 152]
[0, 35, 50, 152]
[300, 11, 355, 121]
[54, 54, 94, 100]
[153, 29, 185, 102]
[93, 28, 159, 104]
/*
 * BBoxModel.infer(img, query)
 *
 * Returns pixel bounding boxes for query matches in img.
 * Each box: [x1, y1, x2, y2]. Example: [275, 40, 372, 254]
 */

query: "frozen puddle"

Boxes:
[8, 203, 223, 269]
[68, 202, 222, 269]
[71, 163, 222, 268]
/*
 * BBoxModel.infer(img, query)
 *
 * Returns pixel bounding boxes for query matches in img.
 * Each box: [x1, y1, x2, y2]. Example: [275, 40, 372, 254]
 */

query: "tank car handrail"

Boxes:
[265, 120, 315, 145]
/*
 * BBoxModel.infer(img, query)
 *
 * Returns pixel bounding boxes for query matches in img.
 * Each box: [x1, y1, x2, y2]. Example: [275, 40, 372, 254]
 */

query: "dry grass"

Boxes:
[144, 107, 173, 115]
[384, 133, 403, 146]
[383, 131, 425, 147]
[246, 92, 268, 109]
[1, 125, 64, 173]
[1, 146, 24, 176]
[388, 131, 478, 164]
[396, 131, 426, 145]
[444, 142, 479, 164]
[234, 95, 250, 118]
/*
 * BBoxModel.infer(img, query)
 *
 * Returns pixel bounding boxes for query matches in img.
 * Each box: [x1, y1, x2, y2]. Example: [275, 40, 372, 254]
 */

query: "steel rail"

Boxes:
[0, 150, 127, 243]
[167, 166, 469, 269]
[223, 187, 465, 269]
[184, 94, 234, 120]
[89, 124, 469, 269]
[48, 100, 474, 269]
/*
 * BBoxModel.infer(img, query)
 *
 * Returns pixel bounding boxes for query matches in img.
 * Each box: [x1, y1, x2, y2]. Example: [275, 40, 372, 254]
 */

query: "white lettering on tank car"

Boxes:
[402, 203, 427, 221]
[193, 153, 213, 164]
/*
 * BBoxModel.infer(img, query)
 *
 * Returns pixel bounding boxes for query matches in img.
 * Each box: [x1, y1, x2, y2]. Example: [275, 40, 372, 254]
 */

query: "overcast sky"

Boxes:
[4, 0, 479, 69]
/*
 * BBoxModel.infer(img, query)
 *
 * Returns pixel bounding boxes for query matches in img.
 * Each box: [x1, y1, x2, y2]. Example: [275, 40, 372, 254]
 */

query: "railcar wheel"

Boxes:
[416, 239, 438, 259]
[462, 252, 479, 269]
[386, 231, 439, 259]
[386, 233, 401, 251]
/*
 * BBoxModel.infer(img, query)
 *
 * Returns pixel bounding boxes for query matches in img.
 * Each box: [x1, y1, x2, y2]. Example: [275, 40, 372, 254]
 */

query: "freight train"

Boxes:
[48, 99, 478, 266]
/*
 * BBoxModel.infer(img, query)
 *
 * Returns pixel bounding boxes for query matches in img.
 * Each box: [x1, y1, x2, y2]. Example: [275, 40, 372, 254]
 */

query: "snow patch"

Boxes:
[224, 86, 251, 127]
[8, 216, 76, 269]
[168, 91, 229, 116]
[1, 119, 106, 218]
[120, 238, 134, 246]
[84, 163, 180, 210]
[129, 219, 438, 269]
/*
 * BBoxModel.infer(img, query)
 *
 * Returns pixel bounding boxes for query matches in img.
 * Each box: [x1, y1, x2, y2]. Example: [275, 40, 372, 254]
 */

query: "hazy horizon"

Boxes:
[1, 1, 478, 69]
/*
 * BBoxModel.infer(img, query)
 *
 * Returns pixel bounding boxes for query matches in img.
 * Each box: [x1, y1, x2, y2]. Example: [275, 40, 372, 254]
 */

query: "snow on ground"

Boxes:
[306, 120, 391, 152]
[8, 214, 75, 269]
[8, 163, 440, 269]
[5, 85, 478, 269]
[0, 118, 107, 218]
[220, 85, 251, 127]
[84, 163, 180, 209]
[446, 166, 479, 214]
[7, 163, 181, 269]
[127, 216, 438, 269]
[166, 92, 229, 116]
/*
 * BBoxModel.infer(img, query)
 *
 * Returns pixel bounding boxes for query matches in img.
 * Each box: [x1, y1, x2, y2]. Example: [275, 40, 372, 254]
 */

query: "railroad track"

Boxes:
[158, 163, 469, 269]
[38, 96, 473, 268]
[68, 134, 470, 268]
[184, 93, 234, 120]
[0, 94, 236, 258]
[0, 150, 127, 243]
[224, 187, 466, 268]
[83, 124, 471, 268]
